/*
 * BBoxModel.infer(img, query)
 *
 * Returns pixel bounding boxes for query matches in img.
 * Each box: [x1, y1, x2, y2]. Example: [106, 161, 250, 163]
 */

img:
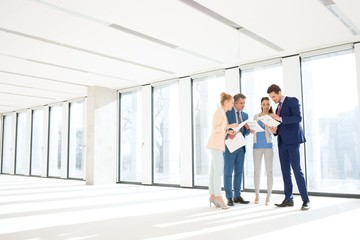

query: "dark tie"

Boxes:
[237, 111, 242, 123]
[237, 111, 244, 135]
[277, 102, 282, 115]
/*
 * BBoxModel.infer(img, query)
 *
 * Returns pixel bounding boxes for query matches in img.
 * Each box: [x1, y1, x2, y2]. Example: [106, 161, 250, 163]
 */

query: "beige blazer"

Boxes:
[207, 106, 228, 152]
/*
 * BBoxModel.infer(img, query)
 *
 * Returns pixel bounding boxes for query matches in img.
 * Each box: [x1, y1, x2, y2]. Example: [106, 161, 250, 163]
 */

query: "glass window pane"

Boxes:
[15, 112, 27, 175]
[153, 83, 180, 185]
[120, 91, 142, 182]
[31, 109, 44, 176]
[48, 105, 62, 177]
[241, 64, 283, 191]
[302, 50, 360, 194]
[2, 115, 13, 174]
[192, 74, 225, 186]
[68, 100, 85, 179]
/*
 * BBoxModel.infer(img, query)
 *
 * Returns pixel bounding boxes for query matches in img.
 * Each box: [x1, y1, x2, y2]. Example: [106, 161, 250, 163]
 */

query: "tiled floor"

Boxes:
[0, 175, 359, 240]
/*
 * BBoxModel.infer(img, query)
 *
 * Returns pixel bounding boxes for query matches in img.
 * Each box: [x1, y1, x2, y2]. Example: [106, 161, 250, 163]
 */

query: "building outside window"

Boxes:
[302, 50, 360, 195]
[15, 112, 27, 175]
[241, 64, 283, 192]
[153, 82, 180, 185]
[2, 114, 13, 174]
[48, 105, 62, 177]
[68, 100, 85, 179]
[120, 90, 142, 182]
[192, 74, 225, 187]
[30, 108, 44, 176]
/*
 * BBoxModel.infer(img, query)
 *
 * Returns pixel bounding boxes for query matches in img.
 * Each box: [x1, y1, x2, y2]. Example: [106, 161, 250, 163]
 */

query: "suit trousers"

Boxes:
[223, 146, 245, 199]
[278, 142, 309, 202]
[208, 149, 224, 196]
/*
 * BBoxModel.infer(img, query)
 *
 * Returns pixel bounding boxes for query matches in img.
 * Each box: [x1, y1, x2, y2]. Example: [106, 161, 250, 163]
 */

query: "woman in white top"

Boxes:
[251, 97, 274, 205]
[207, 92, 238, 209]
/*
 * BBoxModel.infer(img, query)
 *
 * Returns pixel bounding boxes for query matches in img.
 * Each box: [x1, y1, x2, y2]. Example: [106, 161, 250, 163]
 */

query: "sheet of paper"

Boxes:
[247, 120, 265, 132]
[258, 115, 280, 128]
[231, 120, 248, 132]
[225, 133, 246, 153]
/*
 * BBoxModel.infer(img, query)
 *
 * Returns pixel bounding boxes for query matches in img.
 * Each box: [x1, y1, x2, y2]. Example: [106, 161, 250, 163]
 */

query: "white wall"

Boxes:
[225, 67, 240, 95]
[86, 86, 117, 185]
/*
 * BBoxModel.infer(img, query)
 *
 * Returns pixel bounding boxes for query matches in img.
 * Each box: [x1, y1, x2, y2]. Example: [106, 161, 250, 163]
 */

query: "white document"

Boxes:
[231, 120, 248, 132]
[247, 120, 265, 132]
[225, 133, 246, 153]
[258, 115, 280, 128]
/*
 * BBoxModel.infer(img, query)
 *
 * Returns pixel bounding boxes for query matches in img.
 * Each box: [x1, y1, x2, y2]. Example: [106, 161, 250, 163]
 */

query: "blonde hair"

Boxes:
[220, 92, 232, 106]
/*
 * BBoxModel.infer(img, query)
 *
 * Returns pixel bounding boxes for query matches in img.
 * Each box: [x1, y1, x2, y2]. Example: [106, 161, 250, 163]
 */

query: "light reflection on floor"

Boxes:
[0, 175, 359, 240]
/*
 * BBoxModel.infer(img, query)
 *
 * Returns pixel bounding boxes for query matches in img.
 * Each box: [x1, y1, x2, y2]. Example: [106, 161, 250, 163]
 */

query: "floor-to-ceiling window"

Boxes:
[120, 90, 142, 182]
[15, 112, 27, 175]
[68, 100, 85, 179]
[48, 104, 62, 177]
[192, 73, 226, 187]
[302, 49, 360, 195]
[1, 114, 13, 174]
[30, 108, 44, 176]
[241, 63, 283, 192]
[153, 82, 180, 185]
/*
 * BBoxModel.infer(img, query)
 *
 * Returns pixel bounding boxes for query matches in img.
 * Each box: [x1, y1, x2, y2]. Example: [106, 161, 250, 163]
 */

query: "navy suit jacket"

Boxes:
[276, 96, 306, 146]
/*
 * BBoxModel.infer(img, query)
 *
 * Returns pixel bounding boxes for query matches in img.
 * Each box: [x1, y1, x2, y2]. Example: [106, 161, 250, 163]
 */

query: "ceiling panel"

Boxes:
[196, 0, 358, 53]
[0, 0, 359, 113]
[0, 54, 134, 89]
[29, 0, 270, 62]
[0, 93, 57, 113]
[0, 0, 221, 74]
[0, 31, 171, 85]
[0, 71, 87, 95]
[0, 83, 77, 100]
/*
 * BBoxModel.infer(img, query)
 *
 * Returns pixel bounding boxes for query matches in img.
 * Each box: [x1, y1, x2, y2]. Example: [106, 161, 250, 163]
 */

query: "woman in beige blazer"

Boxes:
[207, 92, 238, 209]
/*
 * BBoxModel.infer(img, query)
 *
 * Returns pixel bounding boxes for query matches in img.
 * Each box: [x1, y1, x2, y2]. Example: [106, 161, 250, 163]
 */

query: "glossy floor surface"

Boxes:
[0, 175, 359, 240]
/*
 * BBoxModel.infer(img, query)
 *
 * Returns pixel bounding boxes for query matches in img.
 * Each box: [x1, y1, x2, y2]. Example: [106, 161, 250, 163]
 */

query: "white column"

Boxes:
[24, 109, 32, 176]
[141, 85, 152, 185]
[179, 77, 193, 187]
[61, 102, 69, 179]
[9, 112, 16, 174]
[41, 106, 49, 177]
[282, 55, 304, 193]
[82, 98, 88, 181]
[282, 56, 302, 101]
[225, 67, 240, 95]
[354, 43, 360, 109]
[354, 44, 360, 170]
[0, 114, 2, 171]
[86, 86, 117, 185]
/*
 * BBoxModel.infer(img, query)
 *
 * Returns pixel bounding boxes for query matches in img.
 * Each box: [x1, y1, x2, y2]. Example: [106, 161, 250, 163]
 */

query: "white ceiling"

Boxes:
[0, 0, 360, 113]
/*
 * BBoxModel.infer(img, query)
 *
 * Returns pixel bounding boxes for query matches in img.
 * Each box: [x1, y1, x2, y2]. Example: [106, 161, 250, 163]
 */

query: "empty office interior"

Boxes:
[1, 1, 360, 239]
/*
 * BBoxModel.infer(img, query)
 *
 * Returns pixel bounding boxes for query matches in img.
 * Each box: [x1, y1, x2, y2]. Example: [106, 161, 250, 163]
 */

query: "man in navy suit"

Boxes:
[224, 93, 250, 206]
[267, 84, 310, 210]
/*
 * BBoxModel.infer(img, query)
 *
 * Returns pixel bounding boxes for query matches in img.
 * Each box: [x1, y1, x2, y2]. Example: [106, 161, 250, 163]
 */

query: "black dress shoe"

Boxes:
[275, 199, 294, 207]
[227, 198, 234, 206]
[301, 201, 310, 211]
[233, 197, 250, 204]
